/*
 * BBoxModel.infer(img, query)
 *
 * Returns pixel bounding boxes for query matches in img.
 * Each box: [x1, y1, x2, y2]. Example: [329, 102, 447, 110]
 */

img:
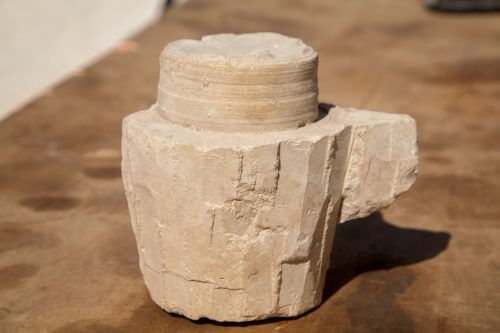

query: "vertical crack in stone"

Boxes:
[322, 136, 336, 194]
[339, 125, 364, 221]
[236, 150, 245, 198]
[209, 210, 215, 245]
[315, 136, 336, 292]
[273, 142, 281, 206]
[341, 125, 361, 198]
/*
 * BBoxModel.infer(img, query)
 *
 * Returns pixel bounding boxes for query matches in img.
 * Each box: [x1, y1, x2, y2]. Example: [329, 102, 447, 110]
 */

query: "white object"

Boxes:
[0, 0, 164, 120]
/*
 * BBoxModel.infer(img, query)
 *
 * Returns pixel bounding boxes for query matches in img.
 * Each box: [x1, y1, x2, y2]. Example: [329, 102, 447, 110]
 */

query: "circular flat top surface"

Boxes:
[162, 32, 317, 66]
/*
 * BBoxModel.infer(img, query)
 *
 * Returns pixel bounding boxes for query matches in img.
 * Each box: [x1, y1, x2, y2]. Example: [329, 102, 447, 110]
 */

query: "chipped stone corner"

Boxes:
[328, 107, 418, 222]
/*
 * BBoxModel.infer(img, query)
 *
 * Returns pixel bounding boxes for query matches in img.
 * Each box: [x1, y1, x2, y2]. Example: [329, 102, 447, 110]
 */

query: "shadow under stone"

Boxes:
[323, 212, 451, 300]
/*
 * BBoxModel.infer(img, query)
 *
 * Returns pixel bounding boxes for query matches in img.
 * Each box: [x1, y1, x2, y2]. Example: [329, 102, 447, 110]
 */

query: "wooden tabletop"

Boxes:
[1, 0, 499, 331]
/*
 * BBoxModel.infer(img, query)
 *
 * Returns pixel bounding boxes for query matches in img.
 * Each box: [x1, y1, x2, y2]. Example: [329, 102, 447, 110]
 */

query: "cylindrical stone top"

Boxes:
[157, 33, 319, 132]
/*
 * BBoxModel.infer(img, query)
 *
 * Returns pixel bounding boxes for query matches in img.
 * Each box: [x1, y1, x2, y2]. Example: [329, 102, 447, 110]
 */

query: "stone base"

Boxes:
[121, 105, 417, 321]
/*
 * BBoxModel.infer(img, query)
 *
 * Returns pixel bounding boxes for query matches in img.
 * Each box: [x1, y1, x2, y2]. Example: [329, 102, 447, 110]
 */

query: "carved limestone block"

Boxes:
[121, 33, 418, 322]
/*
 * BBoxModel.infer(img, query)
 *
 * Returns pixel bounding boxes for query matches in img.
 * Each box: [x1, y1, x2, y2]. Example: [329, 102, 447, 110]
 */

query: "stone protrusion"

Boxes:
[329, 108, 418, 222]
[121, 33, 418, 322]
[157, 33, 318, 132]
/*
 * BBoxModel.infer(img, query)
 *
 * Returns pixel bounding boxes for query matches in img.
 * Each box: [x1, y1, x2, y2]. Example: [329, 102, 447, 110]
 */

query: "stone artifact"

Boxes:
[121, 33, 418, 322]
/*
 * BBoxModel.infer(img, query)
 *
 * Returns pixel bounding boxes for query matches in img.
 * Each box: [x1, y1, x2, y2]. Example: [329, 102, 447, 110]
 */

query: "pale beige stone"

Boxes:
[121, 33, 418, 322]
[157, 33, 318, 131]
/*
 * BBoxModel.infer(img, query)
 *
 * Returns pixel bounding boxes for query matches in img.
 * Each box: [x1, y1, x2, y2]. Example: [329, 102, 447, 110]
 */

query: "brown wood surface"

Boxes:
[1, 0, 499, 331]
